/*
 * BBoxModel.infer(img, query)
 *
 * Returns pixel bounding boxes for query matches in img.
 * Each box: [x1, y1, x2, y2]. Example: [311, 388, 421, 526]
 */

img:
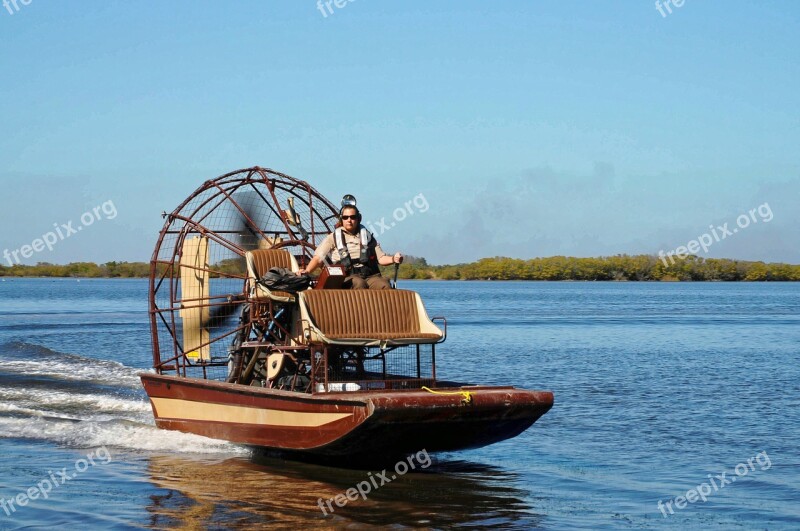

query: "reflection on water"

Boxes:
[144, 453, 542, 528]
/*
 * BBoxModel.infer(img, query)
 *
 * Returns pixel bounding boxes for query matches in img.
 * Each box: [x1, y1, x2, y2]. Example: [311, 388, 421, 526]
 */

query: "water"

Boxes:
[1, 278, 798, 529]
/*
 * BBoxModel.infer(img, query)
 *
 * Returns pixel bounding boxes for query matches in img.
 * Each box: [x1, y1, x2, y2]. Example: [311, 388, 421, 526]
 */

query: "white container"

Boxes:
[317, 382, 361, 392]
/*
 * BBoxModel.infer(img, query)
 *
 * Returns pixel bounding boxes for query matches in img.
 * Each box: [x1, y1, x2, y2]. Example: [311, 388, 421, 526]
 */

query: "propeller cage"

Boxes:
[148, 167, 339, 379]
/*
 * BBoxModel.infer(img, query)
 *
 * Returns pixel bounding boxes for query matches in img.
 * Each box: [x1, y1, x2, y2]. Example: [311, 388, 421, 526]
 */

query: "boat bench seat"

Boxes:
[298, 289, 443, 346]
[246, 249, 299, 303]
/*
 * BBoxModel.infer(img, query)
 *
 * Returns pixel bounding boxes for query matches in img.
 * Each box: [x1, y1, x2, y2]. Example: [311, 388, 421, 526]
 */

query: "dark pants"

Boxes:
[344, 273, 391, 289]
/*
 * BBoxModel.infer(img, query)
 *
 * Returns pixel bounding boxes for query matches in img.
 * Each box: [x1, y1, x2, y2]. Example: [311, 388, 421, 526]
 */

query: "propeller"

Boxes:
[230, 190, 266, 252]
[208, 187, 312, 336]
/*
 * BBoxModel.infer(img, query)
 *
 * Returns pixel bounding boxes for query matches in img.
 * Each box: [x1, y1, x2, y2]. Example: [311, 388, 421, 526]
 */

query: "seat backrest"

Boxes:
[298, 289, 443, 343]
[246, 249, 299, 280]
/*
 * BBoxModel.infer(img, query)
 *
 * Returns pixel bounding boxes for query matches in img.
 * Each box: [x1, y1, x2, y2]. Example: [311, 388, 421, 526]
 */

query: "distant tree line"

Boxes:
[384, 255, 800, 281]
[0, 261, 150, 278]
[2, 255, 799, 281]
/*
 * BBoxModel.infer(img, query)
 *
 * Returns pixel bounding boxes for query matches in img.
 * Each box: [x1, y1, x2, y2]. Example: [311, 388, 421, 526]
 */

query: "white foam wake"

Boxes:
[0, 415, 249, 455]
[0, 387, 152, 422]
[0, 343, 248, 456]
[0, 358, 147, 388]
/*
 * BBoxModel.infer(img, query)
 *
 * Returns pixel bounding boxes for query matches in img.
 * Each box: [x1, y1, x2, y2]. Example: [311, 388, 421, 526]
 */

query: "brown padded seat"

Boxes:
[250, 249, 294, 272]
[246, 249, 298, 301]
[300, 289, 442, 340]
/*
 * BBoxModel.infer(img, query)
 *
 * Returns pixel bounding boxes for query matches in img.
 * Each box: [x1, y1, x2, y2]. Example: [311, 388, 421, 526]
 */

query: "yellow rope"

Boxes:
[421, 386, 473, 405]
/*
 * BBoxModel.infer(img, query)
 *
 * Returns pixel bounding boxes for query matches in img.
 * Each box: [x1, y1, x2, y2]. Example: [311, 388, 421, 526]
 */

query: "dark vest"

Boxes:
[334, 226, 380, 278]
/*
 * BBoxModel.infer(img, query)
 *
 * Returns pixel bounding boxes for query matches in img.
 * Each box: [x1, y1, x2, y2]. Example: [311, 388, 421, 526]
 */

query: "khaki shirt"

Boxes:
[314, 228, 387, 265]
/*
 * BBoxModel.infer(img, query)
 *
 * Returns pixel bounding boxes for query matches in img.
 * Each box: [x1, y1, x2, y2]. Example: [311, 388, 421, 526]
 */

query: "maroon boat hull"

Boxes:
[140, 373, 553, 461]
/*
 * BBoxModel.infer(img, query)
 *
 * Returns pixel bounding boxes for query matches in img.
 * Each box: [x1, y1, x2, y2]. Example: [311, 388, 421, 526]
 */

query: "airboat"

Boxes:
[141, 167, 553, 464]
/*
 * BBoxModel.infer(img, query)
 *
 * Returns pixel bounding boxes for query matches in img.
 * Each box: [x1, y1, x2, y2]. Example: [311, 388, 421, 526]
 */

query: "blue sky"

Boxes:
[1, 1, 798, 265]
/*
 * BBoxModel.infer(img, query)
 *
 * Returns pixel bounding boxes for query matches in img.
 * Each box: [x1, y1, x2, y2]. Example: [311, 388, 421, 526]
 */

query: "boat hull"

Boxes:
[140, 373, 553, 462]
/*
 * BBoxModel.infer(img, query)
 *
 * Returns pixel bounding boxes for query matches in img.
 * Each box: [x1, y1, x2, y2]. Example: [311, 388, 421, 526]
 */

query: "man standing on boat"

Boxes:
[297, 195, 403, 289]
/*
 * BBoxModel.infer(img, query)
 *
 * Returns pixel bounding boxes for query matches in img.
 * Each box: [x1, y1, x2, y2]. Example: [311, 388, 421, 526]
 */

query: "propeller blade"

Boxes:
[231, 190, 267, 251]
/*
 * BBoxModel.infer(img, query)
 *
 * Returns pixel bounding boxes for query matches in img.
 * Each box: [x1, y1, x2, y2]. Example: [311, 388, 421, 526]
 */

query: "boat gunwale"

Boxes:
[140, 372, 552, 405]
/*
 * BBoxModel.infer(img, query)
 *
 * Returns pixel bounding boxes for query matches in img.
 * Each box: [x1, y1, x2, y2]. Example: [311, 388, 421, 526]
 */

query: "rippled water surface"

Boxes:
[1, 278, 798, 529]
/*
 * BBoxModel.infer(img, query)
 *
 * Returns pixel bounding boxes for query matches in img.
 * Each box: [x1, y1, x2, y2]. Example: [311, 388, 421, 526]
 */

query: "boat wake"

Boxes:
[0, 341, 248, 455]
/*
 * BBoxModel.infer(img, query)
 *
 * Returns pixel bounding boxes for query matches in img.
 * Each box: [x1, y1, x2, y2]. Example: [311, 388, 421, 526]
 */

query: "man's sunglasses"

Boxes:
[341, 215, 358, 220]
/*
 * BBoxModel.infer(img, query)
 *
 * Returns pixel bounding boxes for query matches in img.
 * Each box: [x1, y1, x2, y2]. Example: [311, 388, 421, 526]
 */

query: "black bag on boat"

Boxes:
[258, 267, 311, 293]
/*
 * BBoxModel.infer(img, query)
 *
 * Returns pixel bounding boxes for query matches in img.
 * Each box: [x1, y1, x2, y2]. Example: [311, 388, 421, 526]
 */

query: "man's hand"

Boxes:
[393, 252, 403, 264]
[299, 256, 320, 276]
